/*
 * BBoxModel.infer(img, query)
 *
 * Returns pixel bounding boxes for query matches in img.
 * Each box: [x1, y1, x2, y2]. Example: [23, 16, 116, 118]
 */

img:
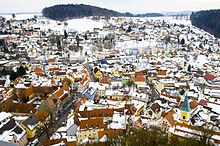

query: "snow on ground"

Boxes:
[1, 13, 104, 32]
[147, 16, 191, 25]
[1, 14, 191, 32]
[1, 13, 40, 20]
[38, 18, 104, 32]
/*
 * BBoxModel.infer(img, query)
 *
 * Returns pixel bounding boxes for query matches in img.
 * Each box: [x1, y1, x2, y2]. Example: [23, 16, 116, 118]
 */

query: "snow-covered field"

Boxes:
[147, 16, 191, 25]
[37, 18, 104, 32]
[0, 13, 191, 32]
[1, 13, 40, 20]
[1, 13, 104, 32]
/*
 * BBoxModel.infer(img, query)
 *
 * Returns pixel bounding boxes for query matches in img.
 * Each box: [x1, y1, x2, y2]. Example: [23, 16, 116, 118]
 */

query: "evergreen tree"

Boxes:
[16, 66, 26, 76]
[64, 30, 68, 39]
[9, 71, 18, 81]
[84, 34, 88, 40]
[180, 38, 185, 45]
[190, 9, 220, 38]
[76, 35, 80, 48]
[12, 13, 16, 19]
[187, 65, 191, 72]
[127, 26, 132, 33]
[56, 36, 62, 50]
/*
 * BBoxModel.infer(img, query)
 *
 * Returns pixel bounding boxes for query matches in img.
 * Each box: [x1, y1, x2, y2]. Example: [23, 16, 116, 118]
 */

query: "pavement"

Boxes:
[32, 92, 82, 146]
[84, 63, 96, 82]
[146, 80, 160, 100]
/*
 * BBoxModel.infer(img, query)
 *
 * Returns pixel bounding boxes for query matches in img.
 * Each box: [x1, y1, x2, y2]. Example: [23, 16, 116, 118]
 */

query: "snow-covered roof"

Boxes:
[109, 112, 126, 129]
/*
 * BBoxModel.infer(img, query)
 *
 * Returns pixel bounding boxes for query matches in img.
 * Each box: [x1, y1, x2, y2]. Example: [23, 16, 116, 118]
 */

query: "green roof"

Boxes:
[181, 95, 191, 112]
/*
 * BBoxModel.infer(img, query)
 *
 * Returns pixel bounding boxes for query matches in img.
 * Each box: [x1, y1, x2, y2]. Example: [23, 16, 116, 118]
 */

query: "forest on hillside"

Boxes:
[42, 4, 123, 21]
[42, 4, 164, 21]
[190, 9, 220, 38]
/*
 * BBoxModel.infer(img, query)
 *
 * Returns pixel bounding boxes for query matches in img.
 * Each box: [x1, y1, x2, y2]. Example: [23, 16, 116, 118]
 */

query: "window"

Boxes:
[183, 116, 185, 119]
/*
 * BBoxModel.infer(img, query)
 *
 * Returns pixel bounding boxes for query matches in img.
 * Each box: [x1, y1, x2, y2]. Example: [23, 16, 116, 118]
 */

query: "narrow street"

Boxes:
[35, 92, 82, 145]
[84, 63, 96, 82]
[146, 80, 160, 100]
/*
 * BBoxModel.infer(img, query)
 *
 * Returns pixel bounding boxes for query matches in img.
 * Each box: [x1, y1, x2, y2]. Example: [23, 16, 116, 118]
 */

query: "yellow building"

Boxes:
[77, 128, 104, 144]
[94, 70, 103, 80]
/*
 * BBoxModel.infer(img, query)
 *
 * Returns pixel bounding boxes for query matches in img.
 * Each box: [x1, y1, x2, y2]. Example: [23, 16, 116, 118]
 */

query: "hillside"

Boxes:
[42, 4, 164, 21]
[124, 12, 163, 17]
[190, 9, 220, 38]
[42, 4, 123, 21]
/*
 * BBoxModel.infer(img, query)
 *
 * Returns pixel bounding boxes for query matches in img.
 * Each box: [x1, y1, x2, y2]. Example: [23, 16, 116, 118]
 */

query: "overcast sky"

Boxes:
[0, 0, 220, 13]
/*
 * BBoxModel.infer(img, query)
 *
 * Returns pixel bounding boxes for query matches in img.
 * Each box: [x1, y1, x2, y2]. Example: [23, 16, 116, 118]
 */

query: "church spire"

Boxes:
[179, 94, 191, 125]
[181, 95, 191, 112]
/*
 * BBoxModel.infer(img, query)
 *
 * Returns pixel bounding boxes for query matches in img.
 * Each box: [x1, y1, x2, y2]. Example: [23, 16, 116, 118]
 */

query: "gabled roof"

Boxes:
[150, 102, 161, 112]
[50, 85, 70, 101]
[35, 107, 50, 121]
[190, 100, 198, 109]
[0, 118, 25, 141]
[0, 118, 17, 135]
[163, 109, 176, 127]
[44, 98, 56, 110]
[99, 75, 111, 84]
[134, 76, 145, 82]
[204, 73, 216, 81]
[22, 115, 39, 130]
[34, 67, 44, 76]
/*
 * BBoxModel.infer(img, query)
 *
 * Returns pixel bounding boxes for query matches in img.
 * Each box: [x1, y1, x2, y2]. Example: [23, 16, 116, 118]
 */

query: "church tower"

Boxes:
[180, 94, 191, 125]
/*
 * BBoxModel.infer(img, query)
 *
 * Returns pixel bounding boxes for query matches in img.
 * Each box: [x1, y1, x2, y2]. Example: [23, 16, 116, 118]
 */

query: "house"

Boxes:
[204, 73, 216, 82]
[144, 102, 162, 119]
[109, 112, 126, 129]
[157, 70, 167, 78]
[99, 75, 111, 88]
[0, 112, 28, 146]
[21, 115, 41, 139]
[48, 84, 72, 115]
[77, 117, 107, 144]
[83, 87, 96, 100]
[35, 107, 50, 122]
[97, 129, 121, 142]
[52, 113, 78, 138]
[42, 138, 77, 146]
[125, 103, 137, 115]
[78, 75, 90, 92]
[147, 71, 157, 81]
[130, 92, 148, 101]
[105, 90, 124, 100]
[89, 82, 105, 97]
[94, 70, 103, 80]
[78, 108, 114, 123]
[161, 109, 176, 131]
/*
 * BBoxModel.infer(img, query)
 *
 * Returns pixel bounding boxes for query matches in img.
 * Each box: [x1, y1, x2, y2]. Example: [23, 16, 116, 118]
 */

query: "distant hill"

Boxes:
[162, 11, 193, 16]
[42, 4, 123, 21]
[42, 4, 164, 21]
[190, 9, 220, 38]
[124, 12, 163, 17]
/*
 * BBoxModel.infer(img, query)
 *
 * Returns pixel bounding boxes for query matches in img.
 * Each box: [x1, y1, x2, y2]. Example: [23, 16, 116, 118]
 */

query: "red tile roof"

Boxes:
[204, 73, 216, 81]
